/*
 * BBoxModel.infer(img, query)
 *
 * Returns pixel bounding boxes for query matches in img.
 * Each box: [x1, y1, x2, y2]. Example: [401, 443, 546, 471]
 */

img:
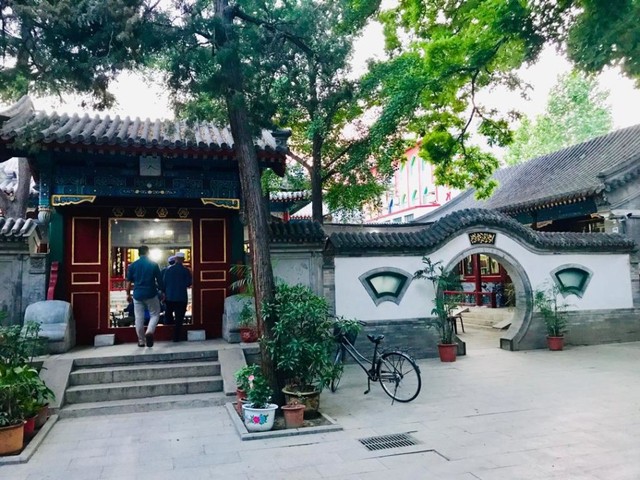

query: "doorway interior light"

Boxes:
[149, 248, 163, 262]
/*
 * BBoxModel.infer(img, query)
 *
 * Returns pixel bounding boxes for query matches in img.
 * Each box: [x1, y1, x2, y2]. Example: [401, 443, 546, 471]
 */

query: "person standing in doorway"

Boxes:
[163, 252, 192, 342]
[126, 246, 164, 347]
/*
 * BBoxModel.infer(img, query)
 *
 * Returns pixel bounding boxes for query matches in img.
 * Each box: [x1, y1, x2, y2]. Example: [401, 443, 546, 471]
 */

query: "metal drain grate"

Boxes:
[358, 433, 419, 451]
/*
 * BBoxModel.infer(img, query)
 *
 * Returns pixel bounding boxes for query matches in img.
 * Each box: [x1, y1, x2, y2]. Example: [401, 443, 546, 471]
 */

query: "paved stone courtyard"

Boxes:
[3, 333, 640, 479]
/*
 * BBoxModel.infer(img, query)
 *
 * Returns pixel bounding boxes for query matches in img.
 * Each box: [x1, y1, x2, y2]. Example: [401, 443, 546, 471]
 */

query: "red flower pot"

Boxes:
[239, 328, 258, 343]
[24, 417, 36, 439]
[281, 404, 306, 429]
[235, 388, 247, 415]
[547, 336, 564, 351]
[34, 405, 49, 429]
[438, 343, 457, 362]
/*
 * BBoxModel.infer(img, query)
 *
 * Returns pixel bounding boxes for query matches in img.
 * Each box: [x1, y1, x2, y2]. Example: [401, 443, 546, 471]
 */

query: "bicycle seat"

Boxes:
[367, 334, 384, 343]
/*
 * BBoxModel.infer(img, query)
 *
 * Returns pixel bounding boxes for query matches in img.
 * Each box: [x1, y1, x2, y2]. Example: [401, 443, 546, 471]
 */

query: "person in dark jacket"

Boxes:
[163, 252, 192, 342]
[126, 245, 164, 347]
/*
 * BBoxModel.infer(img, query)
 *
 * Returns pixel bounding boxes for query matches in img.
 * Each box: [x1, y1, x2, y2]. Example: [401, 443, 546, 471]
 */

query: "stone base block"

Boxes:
[94, 334, 115, 347]
[188, 330, 206, 341]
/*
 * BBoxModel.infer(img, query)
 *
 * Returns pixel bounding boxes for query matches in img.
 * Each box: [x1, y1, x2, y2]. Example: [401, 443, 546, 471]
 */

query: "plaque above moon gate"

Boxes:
[468, 231, 497, 245]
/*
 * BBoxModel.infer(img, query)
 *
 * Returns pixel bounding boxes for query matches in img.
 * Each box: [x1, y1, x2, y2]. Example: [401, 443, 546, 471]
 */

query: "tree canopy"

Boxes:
[504, 70, 613, 165]
[365, 0, 639, 198]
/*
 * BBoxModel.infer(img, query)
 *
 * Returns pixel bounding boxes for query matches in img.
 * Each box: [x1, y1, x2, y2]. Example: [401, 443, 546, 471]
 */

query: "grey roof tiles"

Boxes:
[0, 96, 286, 155]
[416, 124, 640, 221]
[274, 209, 635, 252]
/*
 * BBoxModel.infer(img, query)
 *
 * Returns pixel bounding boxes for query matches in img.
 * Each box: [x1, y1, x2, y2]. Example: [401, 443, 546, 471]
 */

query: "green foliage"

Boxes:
[263, 284, 336, 391]
[234, 364, 261, 392]
[0, 0, 168, 108]
[229, 264, 254, 297]
[238, 303, 256, 329]
[414, 257, 462, 345]
[245, 371, 273, 409]
[533, 283, 569, 337]
[0, 322, 48, 367]
[505, 71, 613, 165]
[566, 0, 640, 81]
[368, 0, 547, 198]
[0, 322, 54, 426]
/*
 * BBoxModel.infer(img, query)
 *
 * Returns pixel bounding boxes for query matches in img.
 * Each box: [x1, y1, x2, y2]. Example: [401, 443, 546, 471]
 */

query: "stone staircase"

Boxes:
[59, 349, 228, 418]
[461, 306, 515, 329]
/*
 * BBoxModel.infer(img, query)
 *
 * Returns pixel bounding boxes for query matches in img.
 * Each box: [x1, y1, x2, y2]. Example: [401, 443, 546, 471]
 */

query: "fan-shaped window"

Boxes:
[359, 268, 413, 306]
[551, 264, 593, 298]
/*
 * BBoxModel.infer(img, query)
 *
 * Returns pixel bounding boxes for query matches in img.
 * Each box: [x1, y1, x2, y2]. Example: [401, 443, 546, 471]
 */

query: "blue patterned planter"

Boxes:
[242, 403, 278, 432]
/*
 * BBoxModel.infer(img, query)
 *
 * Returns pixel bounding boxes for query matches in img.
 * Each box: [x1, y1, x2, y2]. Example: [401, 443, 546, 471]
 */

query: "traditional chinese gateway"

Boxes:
[0, 96, 288, 344]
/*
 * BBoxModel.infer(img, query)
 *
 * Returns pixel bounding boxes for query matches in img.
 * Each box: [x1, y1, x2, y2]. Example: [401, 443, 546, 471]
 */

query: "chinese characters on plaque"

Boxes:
[468, 232, 497, 245]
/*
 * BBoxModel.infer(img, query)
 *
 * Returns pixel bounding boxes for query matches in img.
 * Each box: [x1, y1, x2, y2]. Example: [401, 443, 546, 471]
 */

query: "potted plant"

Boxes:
[0, 321, 54, 454]
[238, 304, 258, 343]
[0, 367, 28, 455]
[414, 257, 463, 362]
[281, 397, 306, 429]
[233, 364, 260, 414]
[263, 284, 337, 417]
[242, 372, 278, 432]
[534, 283, 569, 351]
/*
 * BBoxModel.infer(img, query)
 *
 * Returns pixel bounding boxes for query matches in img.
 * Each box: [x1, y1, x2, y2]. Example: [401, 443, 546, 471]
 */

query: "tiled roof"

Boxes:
[416, 124, 640, 221]
[0, 217, 39, 240]
[269, 191, 310, 202]
[328, 208, 635, 253]
[269, 220, 325, 243]
[0, 96, 289, 158]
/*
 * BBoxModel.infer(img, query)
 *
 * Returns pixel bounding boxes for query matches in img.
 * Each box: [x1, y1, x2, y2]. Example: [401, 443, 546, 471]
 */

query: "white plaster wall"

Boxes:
[334, 232, 634, 321]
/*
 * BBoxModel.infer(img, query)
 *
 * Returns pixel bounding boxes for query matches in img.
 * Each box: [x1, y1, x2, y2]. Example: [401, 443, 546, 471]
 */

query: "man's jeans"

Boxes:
[134, 296, 161, 342]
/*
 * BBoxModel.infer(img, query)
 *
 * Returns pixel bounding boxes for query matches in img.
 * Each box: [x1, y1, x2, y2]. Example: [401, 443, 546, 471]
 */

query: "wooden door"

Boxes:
[65, 216, 108, 345]
[192, 216, 229, 338]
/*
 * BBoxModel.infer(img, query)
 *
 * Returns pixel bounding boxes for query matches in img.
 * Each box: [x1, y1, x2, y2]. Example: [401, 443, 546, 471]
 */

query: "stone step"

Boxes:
[65, 376, 223, 404]
[59, 392, 229, 418]
[461, 308, 515, 328]
[69, 361, 221, 386]
[72, 348, 219, 368]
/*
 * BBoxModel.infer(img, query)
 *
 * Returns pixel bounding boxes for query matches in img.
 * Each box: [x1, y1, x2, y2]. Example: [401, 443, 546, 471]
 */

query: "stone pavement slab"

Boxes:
[2, 341, 640, 479]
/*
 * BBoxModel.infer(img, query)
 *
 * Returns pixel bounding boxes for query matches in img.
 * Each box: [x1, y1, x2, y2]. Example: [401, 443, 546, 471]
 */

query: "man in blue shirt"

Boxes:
[163, 251, 192, 342]
[126, 246, 164, 347]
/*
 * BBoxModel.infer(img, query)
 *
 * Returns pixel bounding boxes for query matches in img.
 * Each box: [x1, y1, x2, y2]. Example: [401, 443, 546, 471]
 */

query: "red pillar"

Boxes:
[473, 254, 482, 306]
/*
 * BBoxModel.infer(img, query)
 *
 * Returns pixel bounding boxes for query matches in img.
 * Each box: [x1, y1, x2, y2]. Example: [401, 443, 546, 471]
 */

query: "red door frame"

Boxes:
[64, 206, 231, 344]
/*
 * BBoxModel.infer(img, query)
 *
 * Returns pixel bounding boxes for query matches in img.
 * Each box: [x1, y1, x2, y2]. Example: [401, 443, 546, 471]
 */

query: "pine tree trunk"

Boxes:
[215, 0, 280, 400]
[311, 134, 323, 223]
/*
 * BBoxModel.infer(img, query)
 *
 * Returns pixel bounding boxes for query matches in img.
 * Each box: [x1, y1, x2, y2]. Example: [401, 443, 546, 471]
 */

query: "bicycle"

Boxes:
[331, 320, 421, 403]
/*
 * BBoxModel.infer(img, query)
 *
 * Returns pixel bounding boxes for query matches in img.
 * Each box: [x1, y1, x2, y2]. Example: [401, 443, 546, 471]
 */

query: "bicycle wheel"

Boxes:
[377, 351, 421, 402]
[330, 346, 345, 392]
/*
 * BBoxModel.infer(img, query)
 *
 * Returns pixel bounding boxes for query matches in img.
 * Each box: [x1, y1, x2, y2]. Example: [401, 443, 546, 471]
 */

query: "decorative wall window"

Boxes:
[551, 264, 593, 298]
[422, 186, 429, 202]
[411, 190, 418, 203]
[359, 268, 413, 306]
[401, 194, 407, 206]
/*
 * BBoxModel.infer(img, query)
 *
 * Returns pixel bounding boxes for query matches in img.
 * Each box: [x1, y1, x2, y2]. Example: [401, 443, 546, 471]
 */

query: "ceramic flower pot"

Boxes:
[242, 403, 278, 432]
[0, 422, 25, 456]
[281, 404, 306, 429]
